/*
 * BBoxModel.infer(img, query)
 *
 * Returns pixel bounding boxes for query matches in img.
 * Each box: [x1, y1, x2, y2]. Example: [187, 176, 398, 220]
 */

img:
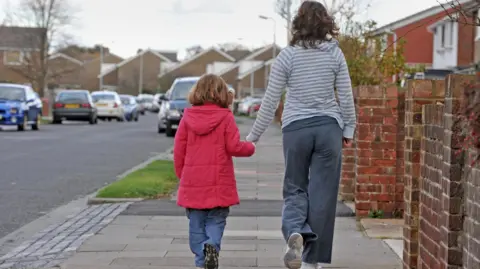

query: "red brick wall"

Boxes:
[400, 74, 478, 269]
[403, 79, 445, 269]
[339, 90, 357, 201]
[340, 146, 355, 201]
[354, 85, 399, 217]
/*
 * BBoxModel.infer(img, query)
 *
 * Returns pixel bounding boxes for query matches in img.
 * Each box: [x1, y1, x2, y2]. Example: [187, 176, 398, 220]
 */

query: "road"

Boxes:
[0, 113, 173, 238]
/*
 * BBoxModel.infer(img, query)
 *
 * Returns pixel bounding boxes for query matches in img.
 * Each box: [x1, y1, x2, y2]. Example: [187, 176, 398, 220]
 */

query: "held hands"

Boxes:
[343, 137, 353, 148]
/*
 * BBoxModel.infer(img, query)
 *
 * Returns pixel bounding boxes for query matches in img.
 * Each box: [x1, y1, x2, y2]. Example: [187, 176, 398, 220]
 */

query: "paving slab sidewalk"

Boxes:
[59, 120, 401, 269]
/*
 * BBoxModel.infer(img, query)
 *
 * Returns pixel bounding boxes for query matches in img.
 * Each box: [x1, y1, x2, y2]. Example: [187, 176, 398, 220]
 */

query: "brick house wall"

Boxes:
[0, 50, 42, 86]
[117, 51, 166, 95]
[81, 54, 123, 91]
[384, 6, 474, 67]
[237, 65, 269, 96]
[48, 56, 83, 87]
[457, 16, 475, 67]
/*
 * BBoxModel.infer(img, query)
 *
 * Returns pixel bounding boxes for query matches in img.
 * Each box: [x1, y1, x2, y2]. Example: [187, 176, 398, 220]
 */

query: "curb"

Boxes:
[87, 197, 144, 205]
[86, 146, 174, 205]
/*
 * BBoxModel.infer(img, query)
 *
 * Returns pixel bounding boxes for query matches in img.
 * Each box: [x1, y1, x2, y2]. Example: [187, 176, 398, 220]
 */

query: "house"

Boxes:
[0, 26, 45, 88]
[48, 46, 124, 91]
[47, 53, 84, 88]
[98, 49, 177, 95]
[373, 0, 476, 77]
[461, 1, 480, 70]
[158, 47, 236, 90]
[213, 44, 281, 97]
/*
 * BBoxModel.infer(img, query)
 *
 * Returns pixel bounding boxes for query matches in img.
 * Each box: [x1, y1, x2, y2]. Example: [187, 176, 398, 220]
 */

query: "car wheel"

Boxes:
[107, 118, 112, 121]
[52, 117, 62, 124]
[165, 122, 175, 137]
[89, 115, 96, 125]
[158, 123, 165, 133]
[117, 117, 124, 122]
[17, 114, 28, 131]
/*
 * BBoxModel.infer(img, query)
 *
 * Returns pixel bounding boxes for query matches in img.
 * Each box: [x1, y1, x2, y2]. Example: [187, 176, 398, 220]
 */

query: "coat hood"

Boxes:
[182, 104, 231, 136]
[315, 39, 339, 52]
[296, 39, 339, 52]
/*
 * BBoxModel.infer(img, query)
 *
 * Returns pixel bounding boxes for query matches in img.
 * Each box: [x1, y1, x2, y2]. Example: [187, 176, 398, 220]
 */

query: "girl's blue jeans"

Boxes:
[186, 207, 229, 267]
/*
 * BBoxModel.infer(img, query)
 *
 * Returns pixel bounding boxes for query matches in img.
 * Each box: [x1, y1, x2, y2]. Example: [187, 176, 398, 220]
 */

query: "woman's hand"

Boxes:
[343, 138, 353, 147]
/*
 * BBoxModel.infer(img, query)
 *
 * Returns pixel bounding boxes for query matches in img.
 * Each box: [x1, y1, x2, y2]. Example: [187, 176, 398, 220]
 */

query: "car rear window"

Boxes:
[92, 94, 115, 102]
[121, 97, 134, 105]
[171, 81, 196, 100]
[0, 86, 25, 101]
[57, 92, 87, 102]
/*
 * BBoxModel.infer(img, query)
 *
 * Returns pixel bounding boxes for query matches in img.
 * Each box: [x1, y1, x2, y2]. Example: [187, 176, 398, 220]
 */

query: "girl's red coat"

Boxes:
[173, 104, 255, 209]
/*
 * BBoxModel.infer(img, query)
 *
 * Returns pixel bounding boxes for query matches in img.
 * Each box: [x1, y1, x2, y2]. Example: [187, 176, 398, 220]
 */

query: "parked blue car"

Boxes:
[0, 83, 42, 131]
[120, 95, 139, 122]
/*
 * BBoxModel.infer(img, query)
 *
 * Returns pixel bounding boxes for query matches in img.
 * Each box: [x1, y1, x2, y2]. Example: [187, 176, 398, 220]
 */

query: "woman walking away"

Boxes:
[174, 74, 256, 269]
[245, 1, 356, 269]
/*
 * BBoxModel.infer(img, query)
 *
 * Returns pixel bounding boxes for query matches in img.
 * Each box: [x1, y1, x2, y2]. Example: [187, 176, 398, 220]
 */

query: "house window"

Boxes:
[441, 24, 446, 48]
[3, 50, 24, 65]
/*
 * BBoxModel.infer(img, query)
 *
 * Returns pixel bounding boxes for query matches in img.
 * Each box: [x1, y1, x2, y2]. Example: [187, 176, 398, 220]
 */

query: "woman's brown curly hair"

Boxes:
[290, 1, 338, 48]
[188, 74, 230, 108]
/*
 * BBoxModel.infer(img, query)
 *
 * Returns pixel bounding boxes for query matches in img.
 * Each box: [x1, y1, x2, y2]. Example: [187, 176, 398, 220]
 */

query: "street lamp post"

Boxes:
[258, 15, 277, 59]
[99, 45, 104, 90]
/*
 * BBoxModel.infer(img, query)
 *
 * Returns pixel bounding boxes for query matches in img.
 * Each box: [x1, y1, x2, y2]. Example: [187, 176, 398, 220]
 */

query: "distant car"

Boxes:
[91, 91, 124, 121]
[0, 83, 42, 131]
[120, 95, 139, 122]
[249, 103, 261, 117]
[238, 97, 262, 115]
[152, 93, 164, 113]
[135, 97, 146, 115]
[137, 94, 154, 112]
[158, 76, 199, 137]
[52, 90, 97, 124]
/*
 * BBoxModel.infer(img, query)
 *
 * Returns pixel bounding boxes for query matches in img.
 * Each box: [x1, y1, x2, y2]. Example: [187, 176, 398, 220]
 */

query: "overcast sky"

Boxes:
[1, 0, 448, 59]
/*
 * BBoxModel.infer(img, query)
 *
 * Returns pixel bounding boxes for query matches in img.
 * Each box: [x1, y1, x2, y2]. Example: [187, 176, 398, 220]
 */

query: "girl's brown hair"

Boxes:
[289, 0, 338, 48]
[188, 74, 230, 108]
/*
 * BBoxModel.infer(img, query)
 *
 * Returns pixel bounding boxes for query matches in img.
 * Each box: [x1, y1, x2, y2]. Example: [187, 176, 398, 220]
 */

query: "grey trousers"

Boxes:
[281, 116, 343, 264]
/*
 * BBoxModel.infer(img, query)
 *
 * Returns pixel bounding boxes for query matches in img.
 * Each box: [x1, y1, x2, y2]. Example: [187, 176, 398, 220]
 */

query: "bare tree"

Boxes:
[217, 42, 249, 51]
[185, 45, 203, 58]
[3, 0, 76, 97]
[275, 0, 294, 42]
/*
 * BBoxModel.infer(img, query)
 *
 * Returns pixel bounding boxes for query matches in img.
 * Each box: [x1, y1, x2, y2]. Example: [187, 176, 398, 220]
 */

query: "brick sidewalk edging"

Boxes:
[0, 203, 131, 269]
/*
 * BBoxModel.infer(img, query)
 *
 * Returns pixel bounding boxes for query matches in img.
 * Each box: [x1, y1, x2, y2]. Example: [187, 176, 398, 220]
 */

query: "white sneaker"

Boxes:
[316, 264, 322, 269]
[283, 232, 304, 269]
[299, 262, 316, 269]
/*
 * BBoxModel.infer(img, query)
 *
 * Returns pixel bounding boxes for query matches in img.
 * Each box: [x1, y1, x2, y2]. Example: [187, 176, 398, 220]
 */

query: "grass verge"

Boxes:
[96, 160, 177, 199]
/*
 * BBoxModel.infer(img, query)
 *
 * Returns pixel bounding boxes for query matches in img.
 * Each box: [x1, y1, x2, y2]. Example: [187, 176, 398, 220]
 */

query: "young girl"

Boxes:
[173, 74, 256, 269]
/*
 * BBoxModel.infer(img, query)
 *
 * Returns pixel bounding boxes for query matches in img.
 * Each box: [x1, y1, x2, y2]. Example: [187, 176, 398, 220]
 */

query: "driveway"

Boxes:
[0, 114, 174, 238]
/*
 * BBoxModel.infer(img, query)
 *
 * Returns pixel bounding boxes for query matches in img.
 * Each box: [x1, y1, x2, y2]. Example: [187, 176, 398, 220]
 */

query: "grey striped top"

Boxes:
[246, 39, 356, 142]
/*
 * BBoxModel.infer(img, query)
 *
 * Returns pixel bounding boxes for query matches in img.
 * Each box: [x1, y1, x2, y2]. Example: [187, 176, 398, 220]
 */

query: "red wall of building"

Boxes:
[457, 16, 475, 67]
[386, 7, 474, 67]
